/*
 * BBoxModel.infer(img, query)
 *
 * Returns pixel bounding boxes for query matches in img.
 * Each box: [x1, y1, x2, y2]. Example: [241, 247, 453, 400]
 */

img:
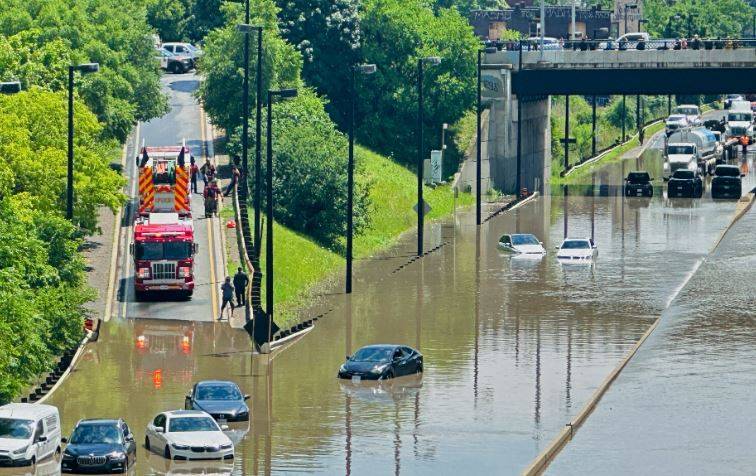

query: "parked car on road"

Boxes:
[161, 42, 202, 67]
[338, 345, 423, 381]
[0, 403, 60, 468]
[145, 410, 234, 461]
[185, 381, 250, 422]
[61, 419, 136, 474]
[711, 165, 744, 199]
[624, 171, 654, 197]
[667, 169, 703, 198]
[156, 49, 193, 74]
[498, 234, 546, 255]
[665, 114, 689, 135]
[556, 238, 597, 262]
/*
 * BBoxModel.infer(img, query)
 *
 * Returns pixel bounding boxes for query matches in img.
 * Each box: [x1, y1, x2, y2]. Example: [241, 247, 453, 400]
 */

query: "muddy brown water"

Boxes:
[7, 138, 754, 475]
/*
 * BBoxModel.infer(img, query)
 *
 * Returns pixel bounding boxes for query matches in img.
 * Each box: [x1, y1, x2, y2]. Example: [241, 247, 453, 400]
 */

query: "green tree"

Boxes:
[644, 0, 755, 38]
[147, 0, 187, 41]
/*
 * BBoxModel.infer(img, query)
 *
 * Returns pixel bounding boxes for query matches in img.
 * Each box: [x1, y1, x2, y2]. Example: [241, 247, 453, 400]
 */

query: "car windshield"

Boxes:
[675, 107, 698, 115]
[728, 113, 752, 122]
[667, 115, 686, 122]
[627, 173, 650, 184]
[136, 241, 192, 260]
[667, 145, 694, 155]
[672, 170, 695, 179]
[511, 234, 539, 246]
[186, 44, 199, 52]
[351, 347, 393, 363]
[196, 384, 242, 401]
[70, 424, 121, 445]
[561, 240, 590, 249]
[0, 418, 33, 439]
[716, 167, 740, 177]
[168, 417, 219, 433]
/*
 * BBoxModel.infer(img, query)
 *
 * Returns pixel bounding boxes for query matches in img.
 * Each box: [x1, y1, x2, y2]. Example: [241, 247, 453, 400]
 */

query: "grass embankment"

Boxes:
[256, 145, 474, 324]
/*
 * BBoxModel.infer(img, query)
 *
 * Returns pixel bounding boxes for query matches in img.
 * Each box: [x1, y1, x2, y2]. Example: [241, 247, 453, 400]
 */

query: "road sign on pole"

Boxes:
[413, 200, 431, 215]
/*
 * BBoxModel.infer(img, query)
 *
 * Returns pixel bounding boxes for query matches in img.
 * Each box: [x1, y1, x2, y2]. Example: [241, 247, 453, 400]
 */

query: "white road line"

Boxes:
[120, 123, 140, 320]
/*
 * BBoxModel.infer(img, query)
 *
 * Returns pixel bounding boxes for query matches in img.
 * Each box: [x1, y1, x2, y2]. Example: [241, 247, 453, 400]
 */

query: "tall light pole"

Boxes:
[0, 81, 21, 94]
[236, 23, 265, 254]
[346, 64, 376, 295]
[265, 88, 297, 326]
[67, 63, 99, 221]
[416, 56, 441, 257]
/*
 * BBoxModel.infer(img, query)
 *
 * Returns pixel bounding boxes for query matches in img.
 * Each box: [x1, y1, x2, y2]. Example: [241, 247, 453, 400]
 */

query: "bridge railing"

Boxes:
[485, 38, 756, 70]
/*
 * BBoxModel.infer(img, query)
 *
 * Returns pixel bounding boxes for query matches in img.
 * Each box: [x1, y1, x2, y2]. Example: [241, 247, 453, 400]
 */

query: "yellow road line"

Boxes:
[201, 106, 219, 321]
[120, 123, 140, 320]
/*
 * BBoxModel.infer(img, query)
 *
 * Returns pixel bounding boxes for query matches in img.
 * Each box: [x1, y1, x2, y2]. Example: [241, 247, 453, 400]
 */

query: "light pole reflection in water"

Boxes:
[474, 226, 481, 402]
[344, 294, 353, 476]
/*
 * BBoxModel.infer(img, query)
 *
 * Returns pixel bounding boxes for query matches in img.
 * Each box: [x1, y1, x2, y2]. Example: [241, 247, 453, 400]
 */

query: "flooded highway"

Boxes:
[547, 201, 756, 475]
[13, 139, 750, 475]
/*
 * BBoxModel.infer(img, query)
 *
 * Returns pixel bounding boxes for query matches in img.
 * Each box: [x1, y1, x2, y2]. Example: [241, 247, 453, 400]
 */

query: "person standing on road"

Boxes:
[233, 267, 249, 306]
[190, 159, 199, 194]
[224, 165, 241, 197]
[219, 277, 235, 321]
[201, 159, 216, 190]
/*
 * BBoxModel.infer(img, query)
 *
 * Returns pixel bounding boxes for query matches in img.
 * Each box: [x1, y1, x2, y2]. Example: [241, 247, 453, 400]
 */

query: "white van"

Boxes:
[0, 403, 61, 467]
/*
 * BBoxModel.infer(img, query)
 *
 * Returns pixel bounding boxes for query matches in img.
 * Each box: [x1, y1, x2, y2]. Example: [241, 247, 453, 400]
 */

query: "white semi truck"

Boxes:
[663, 127, 721, 179]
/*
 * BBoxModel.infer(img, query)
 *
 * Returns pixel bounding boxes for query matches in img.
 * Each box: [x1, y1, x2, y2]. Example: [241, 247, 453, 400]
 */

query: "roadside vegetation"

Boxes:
[0, 1, 167, 403]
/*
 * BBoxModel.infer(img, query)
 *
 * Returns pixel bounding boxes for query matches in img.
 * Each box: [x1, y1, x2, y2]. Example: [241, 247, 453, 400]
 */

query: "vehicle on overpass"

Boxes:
[130, 213, 197, 299]
[673, 105, 702, 126]
[624, 171, 654, 197]
[524, 37, 562, 50]
[725, 102, 754, 143]
[556, 238, 597, 263]
[663, 128, 720, 179]
[665, 114, 689, 135]
[667, 169, 703, 198]
[498, 234, 546, 255]
[711, 165, 744, 199]
[136, 145, 192, 217]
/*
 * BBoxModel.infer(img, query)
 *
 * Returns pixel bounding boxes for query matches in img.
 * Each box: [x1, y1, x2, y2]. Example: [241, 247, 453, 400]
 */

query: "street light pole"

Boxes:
[67, 63, 99, 221]
[476, 49, 482, 226]
[242, 0, 250, 204]
[416, 56, 441, 257]
[622, 95, 627, 141]
[346, 64, 376, 295]
[265, 88, 298, 325]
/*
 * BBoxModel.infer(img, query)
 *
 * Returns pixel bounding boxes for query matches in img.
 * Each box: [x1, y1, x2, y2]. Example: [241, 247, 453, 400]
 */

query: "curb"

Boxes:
[23, 331, 92, 406]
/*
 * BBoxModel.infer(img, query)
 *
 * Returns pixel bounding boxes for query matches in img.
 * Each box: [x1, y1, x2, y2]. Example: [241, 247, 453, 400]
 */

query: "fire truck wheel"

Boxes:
[134, 290, 147, 302]
[184, 290, 194, 299]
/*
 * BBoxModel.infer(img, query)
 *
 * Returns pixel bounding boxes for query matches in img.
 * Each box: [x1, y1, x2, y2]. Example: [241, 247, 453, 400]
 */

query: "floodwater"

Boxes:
[7, 88, 755, 474]
[547, 201, 756, 475]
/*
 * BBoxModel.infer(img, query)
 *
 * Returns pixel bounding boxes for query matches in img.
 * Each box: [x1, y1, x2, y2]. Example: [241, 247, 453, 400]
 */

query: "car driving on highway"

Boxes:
[673, 105, 702, 126]
[665, 114, 689, 135]
[185, 381, 250, 422]
[498, 234, 546, 255]
[61, 419, 136, 474]
[338, 345, 423, 381]
[725, 94, 744, 109]
[667, 169, 703, 198]
[145, 410, 234, 461]
[556, 238, 597, 262]
[711, 165, 744, 199]
[624, 171, 654, 197]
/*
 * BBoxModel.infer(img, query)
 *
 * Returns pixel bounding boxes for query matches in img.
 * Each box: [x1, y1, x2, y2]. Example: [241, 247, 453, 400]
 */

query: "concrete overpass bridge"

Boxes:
[464, 45, 756, 195]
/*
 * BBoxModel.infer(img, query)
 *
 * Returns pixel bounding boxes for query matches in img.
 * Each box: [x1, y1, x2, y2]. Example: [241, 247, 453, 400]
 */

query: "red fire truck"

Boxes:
[131, 213, 197, 299]
[136, 145, 191, 217]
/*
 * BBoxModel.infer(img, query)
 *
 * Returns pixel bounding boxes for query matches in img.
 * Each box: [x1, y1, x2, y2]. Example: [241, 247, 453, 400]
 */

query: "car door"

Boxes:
[121, 422, 135, 463]
[403, 347, 419, 373]
[148, 414, 167, 451]
[31, 419, 48, 460]
[164, 44, 174, 54]
[174, 45, 187, 57]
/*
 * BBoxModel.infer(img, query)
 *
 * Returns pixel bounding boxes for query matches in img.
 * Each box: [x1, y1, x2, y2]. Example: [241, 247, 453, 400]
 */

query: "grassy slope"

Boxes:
[257, 145, 474, 324]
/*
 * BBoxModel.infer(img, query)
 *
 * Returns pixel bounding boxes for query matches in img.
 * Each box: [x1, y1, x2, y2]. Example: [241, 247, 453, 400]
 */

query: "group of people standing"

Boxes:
[219, 267, 250, 321]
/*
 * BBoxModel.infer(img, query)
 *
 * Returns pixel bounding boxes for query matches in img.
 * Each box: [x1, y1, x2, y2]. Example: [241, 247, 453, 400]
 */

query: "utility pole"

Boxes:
[416, 57, 441, 257]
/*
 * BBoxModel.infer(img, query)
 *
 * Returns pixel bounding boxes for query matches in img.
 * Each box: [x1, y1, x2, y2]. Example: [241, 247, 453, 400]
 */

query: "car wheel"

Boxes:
[134, 290, 146, 302]
[122, 458, 129, 473]
[30, 456, 36, 468]
[382, 370, 394, 380]
[416, 363, 423, 373]
[164, 445, 171, 460]
[144, 436, 150, 451]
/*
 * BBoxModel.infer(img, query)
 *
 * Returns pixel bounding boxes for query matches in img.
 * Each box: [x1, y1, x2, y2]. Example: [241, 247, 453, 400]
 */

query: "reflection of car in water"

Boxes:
[0, 455, 63, 476]
[339, 374, 423, 404]
[338, 345, 423, 381]
[134, 322, 195, 389]
[146, 451, 234, 476]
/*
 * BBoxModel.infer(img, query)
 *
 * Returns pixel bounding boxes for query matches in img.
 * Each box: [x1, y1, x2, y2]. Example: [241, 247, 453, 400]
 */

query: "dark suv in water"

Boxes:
[667, 169, 703, 198]
[61, 419, 136, 473]
[711, 165, 744, 199]
[624, 171, 654, 197]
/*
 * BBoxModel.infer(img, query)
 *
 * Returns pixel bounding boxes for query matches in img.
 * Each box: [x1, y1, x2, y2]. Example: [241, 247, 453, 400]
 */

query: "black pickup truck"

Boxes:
[667, 169, 704, 198]
[624, 171, 654, 198]
[711, 165, 744, 199]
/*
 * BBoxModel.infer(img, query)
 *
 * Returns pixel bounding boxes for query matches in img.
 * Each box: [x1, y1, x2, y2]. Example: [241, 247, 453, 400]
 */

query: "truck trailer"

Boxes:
[663, 127, 720, 179]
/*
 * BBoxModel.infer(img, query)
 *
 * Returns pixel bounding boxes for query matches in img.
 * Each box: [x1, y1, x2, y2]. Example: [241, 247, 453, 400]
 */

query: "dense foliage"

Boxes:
[644, 0, 755, 39]
[0, 0, 168, 142]
[147, 0, 226, 42]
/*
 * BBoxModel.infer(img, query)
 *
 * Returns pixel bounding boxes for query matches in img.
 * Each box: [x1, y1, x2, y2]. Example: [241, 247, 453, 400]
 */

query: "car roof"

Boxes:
[716, 165, 739, 171]
[196, 380, 237, 386]
[563, 238, 590, 242]
[0, 403, 57, 420]
[358, 344, 404, 350]
[77, 419, 120, 426]
[164, 410, 208, 417]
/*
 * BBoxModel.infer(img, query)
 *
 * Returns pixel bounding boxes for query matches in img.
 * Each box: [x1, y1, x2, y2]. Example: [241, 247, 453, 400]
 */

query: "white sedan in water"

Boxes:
[498, 234, 546, 255]
[145, 410, 234, 461]
[556, 238, 597, 263]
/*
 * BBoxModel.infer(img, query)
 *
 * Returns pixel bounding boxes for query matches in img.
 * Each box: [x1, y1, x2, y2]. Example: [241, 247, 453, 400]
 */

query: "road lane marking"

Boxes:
[200, 106, 219, 321]
[120, 123, 140, 320]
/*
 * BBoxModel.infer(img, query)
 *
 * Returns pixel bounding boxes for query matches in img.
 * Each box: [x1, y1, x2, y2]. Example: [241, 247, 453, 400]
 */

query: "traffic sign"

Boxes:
[413, 200, 432, 215]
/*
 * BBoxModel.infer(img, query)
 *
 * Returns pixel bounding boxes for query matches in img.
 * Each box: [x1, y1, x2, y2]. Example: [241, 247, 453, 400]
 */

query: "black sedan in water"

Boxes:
[711, 165, 744, 199]
[61, 419, 136, 474]
[185, 380, 250, 422]
[667, 169, 703, 198]
[624, 171, 654, 197]
[338, 345, 423, 381]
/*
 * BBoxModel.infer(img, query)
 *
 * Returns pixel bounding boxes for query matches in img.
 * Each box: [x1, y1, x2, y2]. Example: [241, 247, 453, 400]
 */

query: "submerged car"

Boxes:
[711, 165, 744, 199]
[497, 234, 546, 255]
[624, 171, 654, 198]
[145, 410, 233, 461]
[61, 419, 136, 474]
[556, 238, 597, 262]
[338, 345, 423, 381]
[667, 169, 703, 198]
[185, 381, 249, 422]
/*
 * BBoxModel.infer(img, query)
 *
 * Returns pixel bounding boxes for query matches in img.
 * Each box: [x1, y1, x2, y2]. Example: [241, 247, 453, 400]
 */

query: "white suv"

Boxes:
[161, 43, 202, 68]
